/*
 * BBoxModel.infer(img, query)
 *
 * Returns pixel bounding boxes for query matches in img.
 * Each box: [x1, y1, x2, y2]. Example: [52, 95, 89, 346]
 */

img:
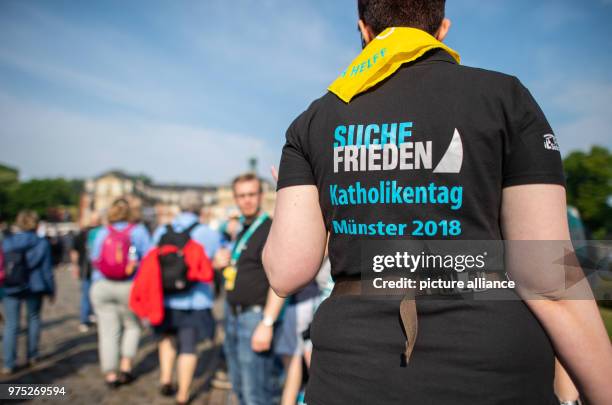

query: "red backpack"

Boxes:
[95, 224, 136, 280]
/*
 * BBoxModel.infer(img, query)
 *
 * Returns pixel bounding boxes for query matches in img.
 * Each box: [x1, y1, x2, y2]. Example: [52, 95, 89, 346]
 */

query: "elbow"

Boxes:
[262, 244, 303, 297]
[270, 285, 291, 299]
[262, 244, 290, 297]
[266, 271, 294, 298]
[268, 280, 296, 299]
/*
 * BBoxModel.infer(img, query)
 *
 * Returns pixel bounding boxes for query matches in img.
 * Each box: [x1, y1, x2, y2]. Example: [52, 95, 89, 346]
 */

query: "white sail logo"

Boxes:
[433, 128, 463, 173]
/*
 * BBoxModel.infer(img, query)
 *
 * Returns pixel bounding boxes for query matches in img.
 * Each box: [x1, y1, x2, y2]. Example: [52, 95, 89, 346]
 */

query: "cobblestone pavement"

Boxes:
[0, 266, 237, 405]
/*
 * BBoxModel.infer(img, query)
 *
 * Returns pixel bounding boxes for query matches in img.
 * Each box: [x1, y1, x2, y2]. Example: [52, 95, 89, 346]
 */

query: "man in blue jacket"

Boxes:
[2, 210, 54, 374]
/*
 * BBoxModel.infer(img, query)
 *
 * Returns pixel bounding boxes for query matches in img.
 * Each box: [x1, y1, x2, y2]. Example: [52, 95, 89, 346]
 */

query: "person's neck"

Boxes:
[243, 209, 261, 225]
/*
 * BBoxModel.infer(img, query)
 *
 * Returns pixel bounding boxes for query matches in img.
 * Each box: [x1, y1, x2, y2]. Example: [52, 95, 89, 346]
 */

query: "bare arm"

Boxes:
[555, 359, 579, 403]
[69, 249, 79, 279]
[263, 185, 327, 297]
[69, 249, 79, 264]
[263, 287, 286, 322]
[501, 184, 612, 404]
[251, 288, 286, 353]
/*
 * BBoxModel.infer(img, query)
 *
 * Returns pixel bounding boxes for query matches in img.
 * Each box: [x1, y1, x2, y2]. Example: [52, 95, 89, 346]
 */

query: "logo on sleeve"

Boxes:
[543, 134, 560, 151]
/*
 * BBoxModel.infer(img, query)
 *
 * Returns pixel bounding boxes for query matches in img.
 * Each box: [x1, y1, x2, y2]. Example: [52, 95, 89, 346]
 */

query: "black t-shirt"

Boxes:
[278, 49, 564, 279]
[225, 217, 272, 307]
[277, 49, 564, 404]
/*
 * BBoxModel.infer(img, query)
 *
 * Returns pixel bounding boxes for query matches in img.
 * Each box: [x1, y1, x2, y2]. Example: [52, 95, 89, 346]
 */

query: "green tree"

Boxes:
[0, 163, 18, 185]
[0, 163, 19, 221]
[564, 146, 612, 239]
[3, 178, 83, 221]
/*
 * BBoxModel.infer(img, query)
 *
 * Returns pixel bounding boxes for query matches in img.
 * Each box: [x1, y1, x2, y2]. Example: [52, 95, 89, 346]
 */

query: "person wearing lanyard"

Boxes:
[214, 173, 284, 405]
[263, 1, 612, 404]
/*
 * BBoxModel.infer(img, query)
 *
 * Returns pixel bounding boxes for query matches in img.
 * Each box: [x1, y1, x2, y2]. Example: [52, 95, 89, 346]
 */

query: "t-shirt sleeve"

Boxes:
[276, 111, 317, 191]
[502, 77, 565, 188]
[132, 224, 152, 259]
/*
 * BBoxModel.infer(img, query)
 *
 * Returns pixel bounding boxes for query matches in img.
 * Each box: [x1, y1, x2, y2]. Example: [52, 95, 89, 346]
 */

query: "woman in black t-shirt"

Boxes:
[263, 8, 612, 405]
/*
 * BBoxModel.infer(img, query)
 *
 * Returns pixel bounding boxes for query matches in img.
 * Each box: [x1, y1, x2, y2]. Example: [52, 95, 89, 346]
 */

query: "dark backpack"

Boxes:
[158, 223, 199, 294]
[4, 244, 33, 288]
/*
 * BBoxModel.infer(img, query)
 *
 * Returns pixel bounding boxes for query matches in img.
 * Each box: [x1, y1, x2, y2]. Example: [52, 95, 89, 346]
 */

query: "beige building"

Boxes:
[80, 170, 276, 229]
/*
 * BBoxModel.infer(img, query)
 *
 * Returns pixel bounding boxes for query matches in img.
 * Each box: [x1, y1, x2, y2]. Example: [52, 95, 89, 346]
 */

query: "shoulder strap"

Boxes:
[107, 224, 135, 238]
[231, 213, 269, 264]
[164, 222, 197, 237]
[182, 222, 199, 236]
[118, 223, 135, 236]
[159, 222, 197, 248]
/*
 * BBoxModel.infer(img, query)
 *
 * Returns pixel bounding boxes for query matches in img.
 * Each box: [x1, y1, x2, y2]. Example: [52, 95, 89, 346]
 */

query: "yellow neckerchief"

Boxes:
[328, 27, 460, 103]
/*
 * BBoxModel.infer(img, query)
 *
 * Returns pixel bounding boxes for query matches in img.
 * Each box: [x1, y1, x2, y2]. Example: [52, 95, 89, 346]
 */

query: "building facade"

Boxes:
[80, 170, 276, 229]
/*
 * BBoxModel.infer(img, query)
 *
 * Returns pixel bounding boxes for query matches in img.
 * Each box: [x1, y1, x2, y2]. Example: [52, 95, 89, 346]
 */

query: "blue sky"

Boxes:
[0, 0, 611, 184]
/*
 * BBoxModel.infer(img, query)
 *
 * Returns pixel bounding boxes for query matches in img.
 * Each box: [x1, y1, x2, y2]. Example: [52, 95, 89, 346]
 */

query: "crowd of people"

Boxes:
[0, 173, 330, 405]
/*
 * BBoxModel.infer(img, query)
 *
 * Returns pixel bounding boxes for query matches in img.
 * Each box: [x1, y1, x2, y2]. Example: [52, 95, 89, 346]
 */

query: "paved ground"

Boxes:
[0, 266, 237, 405]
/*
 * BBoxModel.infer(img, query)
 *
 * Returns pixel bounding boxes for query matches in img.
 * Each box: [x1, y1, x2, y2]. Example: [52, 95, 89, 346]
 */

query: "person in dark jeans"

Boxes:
[2, 210, 54, 374]
[214, 173, 284, 405]
[70, 213, 101, 332]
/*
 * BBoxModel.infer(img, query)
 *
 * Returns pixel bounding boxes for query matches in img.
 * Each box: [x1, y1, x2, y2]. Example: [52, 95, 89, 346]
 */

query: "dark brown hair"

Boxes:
[358, 0, 446, 36]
